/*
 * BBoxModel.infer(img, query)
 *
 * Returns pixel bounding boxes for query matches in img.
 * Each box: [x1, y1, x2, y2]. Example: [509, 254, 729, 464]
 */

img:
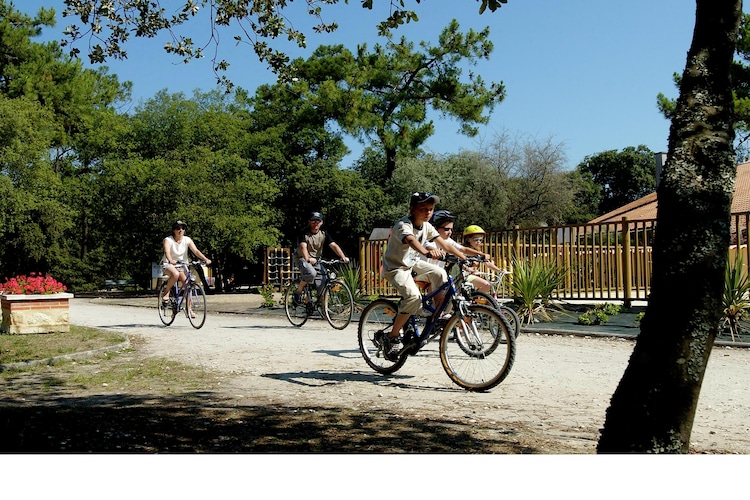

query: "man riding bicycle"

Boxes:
[292, 211, 350, 305]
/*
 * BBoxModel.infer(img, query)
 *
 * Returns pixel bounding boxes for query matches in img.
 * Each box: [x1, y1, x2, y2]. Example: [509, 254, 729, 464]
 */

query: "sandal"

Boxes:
[189, 311, 196, 318]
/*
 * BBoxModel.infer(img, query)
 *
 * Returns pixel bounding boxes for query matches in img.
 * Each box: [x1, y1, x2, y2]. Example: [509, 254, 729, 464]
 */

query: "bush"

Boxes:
[511, 258, 568, 325]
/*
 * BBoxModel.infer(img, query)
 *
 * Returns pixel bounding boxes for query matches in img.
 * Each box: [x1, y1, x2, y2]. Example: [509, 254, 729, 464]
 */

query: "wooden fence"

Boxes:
[265, 212, 750, 304]
[358, 217, 657, 303]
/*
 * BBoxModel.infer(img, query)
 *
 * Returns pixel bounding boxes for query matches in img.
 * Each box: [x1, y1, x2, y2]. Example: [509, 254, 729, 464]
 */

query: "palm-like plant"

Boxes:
[336, 262, 367, 310]
[723, 252, 750, 341]
[510, 257, 568, 325]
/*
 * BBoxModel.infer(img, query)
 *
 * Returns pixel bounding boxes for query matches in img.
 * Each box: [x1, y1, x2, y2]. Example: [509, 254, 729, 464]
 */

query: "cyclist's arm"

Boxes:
[328, 242, 350, 263]
[187, 240, 212, 266]
[163, 238, 176, 265]
[299, 241, 315, 265]
[403, 234, 441, 260]
[433, 236, 467, 260]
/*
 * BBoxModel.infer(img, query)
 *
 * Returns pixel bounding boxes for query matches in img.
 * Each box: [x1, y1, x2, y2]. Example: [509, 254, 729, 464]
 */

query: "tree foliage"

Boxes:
[577, 145, 657, 216]
[657, 12, 750, 161]
[59, 0, 507, 89]
[292, 20, 505, 181]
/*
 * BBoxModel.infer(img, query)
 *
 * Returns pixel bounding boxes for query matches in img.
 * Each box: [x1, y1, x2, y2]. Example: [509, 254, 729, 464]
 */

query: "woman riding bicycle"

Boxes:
[161, 220, 211, 315]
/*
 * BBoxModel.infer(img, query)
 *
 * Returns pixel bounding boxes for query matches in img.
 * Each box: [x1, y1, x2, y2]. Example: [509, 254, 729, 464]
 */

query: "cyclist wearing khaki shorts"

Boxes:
[381, 192, 467, 358]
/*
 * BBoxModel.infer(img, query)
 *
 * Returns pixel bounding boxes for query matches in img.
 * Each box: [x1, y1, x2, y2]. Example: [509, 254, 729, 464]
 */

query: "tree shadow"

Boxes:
[0, 387, 538, 453]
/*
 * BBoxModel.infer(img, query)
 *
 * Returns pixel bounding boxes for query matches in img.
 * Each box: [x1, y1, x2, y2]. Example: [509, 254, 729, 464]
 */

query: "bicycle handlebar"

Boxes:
[317, 258, 349, 266]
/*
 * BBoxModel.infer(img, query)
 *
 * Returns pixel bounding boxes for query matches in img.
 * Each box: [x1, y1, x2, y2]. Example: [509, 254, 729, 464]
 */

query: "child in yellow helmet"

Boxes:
[461, 225, 503, 293]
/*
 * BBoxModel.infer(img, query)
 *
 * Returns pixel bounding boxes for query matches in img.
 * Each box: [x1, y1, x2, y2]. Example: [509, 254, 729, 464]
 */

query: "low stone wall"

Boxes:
[1, 293, 74, 334]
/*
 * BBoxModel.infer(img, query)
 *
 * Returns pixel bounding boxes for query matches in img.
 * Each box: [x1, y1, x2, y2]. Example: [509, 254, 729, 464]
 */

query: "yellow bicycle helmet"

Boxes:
[462, 224, 486, 238]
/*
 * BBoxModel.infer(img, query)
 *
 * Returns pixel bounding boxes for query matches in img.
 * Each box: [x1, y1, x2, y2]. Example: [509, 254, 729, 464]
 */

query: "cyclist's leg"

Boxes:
[384, 268, 422, 337]
[297, 258, 317, 293]
[466, 274, 491, 293]
[413, 260, 449, 314]
[161, 265, 180, 301]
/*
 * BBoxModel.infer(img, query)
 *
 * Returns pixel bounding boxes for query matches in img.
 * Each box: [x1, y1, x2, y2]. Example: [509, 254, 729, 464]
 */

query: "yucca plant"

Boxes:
[723, 252, 750, 341]
[511, 257, 568, 325]
[336, 262, 367, 311]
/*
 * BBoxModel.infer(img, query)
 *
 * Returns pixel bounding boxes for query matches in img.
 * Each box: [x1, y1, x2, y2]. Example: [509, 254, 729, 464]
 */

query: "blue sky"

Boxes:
[20, 0, 707, 169]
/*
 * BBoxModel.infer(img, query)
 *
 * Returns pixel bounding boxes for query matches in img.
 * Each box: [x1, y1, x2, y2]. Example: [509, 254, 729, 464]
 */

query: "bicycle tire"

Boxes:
[358, 299, 408, 374]
[323, 279, 354, 330]
[469, 290, 520, 340]
[439, 304, 516, 391]
[470, 290, 500, 310]
[497, 303, 521, 339]
[284, 280, 309, 327]
[187, 282, 207, 329]
[157, 281, 176, 326]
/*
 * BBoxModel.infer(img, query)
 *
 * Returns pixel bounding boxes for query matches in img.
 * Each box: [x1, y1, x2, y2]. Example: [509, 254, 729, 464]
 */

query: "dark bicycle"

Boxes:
[158, 260, 208, 329]
[358, 255, 516, 391]
[283, 259, 355, 330]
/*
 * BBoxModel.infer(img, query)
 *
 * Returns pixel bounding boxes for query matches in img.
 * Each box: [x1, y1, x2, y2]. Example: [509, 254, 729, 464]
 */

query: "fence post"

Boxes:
[359, 237, 366, 294]
[513, 225, 521, 260]
[622, 217, 632, 307]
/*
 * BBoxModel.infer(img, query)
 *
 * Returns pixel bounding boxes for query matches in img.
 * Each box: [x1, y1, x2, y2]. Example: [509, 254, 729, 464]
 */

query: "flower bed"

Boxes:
[0, 274, 72, 334]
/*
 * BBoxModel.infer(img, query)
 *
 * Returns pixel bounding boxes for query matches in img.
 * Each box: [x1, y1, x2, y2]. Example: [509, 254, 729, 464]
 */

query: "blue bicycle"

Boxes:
[158, 260, 208, 329]
[357, 255, 516, 391]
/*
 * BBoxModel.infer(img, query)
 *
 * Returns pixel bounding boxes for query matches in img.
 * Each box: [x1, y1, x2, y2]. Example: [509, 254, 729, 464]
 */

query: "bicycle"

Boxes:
[358, 255, 516, 391]
[460, 267, 521, 339]
[283, 258, 355, 330]
[158, 260, 208, 329]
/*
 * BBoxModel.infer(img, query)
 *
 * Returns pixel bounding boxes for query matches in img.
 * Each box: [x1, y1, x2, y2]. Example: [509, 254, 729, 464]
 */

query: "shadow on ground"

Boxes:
[0, 391, 541, 453]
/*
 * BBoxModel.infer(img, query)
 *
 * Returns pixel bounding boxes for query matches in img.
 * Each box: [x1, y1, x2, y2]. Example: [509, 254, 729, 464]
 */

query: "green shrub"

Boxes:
[511, 258, 568, 325]
[259, 283, 276, 308]
[723, 252, 750, 341]
[577, 309, 609, 325]
[596, 303, 622, 316]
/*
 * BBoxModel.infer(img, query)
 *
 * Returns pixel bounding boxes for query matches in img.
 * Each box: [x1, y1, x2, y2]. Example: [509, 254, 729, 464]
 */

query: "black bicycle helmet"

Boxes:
[431, 209, 456, 228]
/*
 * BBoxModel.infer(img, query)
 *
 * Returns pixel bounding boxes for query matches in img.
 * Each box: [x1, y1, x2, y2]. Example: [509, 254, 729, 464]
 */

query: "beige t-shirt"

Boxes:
[382, 216, 439, 272]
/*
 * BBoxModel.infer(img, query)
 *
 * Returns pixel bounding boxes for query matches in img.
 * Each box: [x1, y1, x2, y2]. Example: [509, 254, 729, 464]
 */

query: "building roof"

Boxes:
[590, 161, 750, 223]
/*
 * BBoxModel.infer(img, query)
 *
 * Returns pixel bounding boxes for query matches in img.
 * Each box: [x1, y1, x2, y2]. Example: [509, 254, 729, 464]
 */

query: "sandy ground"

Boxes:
[69, 295, 750, 454]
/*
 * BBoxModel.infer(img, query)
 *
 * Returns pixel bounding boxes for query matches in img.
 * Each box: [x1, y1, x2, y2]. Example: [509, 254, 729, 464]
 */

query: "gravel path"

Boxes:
[70, 296, 750, 453]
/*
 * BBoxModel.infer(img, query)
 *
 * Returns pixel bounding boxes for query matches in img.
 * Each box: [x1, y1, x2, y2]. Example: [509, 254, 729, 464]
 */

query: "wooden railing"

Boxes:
[265, 212, 750, 305]
[359, 218, 659, 303]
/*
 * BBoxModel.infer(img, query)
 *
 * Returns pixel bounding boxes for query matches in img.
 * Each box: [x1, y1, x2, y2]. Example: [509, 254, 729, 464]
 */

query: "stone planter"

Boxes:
[1, 293, 74, 334]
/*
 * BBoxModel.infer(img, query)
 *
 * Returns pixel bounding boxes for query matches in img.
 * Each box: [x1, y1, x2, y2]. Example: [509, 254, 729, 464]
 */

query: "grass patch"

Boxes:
[0, 326, 125, 365]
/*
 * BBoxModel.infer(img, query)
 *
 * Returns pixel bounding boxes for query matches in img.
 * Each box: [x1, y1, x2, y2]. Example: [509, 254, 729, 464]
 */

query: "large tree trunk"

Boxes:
[597, 0, 741, 453]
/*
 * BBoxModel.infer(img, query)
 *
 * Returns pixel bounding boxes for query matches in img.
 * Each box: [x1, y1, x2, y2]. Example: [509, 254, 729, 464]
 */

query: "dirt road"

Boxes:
[70, 297, 750, 453]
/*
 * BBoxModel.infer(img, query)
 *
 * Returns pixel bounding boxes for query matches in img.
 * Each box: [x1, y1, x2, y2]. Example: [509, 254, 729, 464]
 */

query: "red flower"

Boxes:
[0, 273, 67, 295]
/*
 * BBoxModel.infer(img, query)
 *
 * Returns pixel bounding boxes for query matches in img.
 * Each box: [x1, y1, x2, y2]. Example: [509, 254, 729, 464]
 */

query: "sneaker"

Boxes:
[382, 334, 403, 361]
[292, 290, 303, 306]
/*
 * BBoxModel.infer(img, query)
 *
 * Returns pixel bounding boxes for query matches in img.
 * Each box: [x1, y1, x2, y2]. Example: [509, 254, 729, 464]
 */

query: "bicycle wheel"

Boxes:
[284, 280, 309, 327]
[323, 279, 354, 330]
[358, 299, 408, 374]
[187, 283, 207, 329]
[497, 303, 521, 339]
[439, 304, 516, 391]
[470, 290, 500, 310]
[157, 281, 176, 326]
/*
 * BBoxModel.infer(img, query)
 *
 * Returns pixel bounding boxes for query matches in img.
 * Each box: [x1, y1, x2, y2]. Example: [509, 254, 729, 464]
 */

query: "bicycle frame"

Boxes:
[171, 261, 199, 311]
[401, 259, 471, 352]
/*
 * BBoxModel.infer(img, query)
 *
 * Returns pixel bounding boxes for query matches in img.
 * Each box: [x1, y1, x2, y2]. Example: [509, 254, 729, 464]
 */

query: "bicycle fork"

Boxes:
[450, 302, 486, 352]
